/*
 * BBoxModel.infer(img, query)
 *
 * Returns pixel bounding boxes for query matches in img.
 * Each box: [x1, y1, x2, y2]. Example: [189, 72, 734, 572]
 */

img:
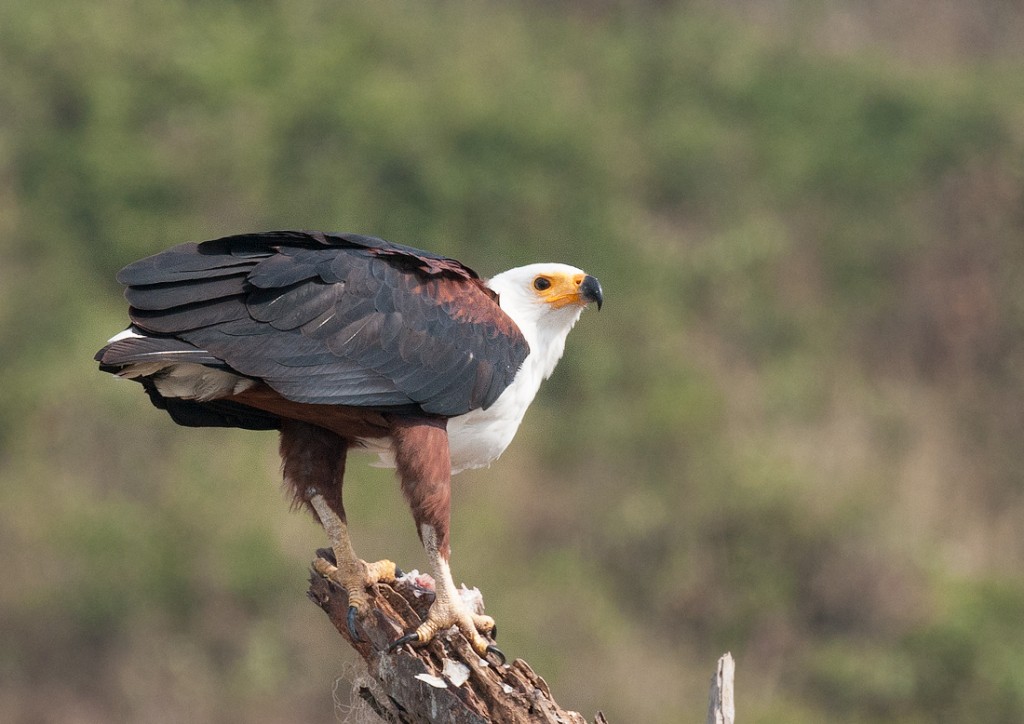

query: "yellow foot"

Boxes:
[389, 591, 504, 664]
[313, 555, 399, 640]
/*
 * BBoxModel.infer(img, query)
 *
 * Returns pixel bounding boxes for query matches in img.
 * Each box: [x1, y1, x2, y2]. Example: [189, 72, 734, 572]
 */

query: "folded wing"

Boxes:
[97, 231, 529, 417]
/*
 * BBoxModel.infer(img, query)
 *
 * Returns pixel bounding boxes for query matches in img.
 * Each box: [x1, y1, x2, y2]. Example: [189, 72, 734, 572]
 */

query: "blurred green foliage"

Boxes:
[3, 1, 1024, 721]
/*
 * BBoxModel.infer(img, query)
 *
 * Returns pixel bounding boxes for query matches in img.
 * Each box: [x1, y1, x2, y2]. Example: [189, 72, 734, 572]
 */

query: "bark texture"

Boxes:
[307, 549, 609, 724]
[309, 549, 735, 723]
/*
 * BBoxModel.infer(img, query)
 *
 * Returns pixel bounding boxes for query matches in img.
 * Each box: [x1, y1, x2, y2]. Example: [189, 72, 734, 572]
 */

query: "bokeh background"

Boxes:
[3, 1, 1024, 721]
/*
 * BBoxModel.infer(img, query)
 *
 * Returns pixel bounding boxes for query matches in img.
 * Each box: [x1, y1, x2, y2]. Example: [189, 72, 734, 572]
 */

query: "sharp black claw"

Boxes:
[347, 606, 362, 643]
[393, 564, 405, 578]
[485, 644, 507, 666]
[490, 623, 498, 641]
[388, 631, 420, 653]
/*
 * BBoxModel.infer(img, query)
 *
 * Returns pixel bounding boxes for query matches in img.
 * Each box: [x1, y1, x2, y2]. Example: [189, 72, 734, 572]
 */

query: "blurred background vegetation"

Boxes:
[2, 1, 1023, 721]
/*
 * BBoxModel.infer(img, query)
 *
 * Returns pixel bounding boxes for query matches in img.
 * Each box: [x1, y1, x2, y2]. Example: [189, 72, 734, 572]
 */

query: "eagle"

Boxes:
[96, 230, 602, 660]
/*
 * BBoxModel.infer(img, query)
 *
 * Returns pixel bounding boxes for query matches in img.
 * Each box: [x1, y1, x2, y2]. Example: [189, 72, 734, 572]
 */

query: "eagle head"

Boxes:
[486, 263, 602, 382]
[488, 263, 602, 323]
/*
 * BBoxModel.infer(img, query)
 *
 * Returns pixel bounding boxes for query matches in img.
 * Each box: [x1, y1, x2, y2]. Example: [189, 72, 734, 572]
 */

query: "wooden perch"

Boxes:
[706, 652, 735, 724]
[308, 548, 736, 723]
[307, 548, 608, 723]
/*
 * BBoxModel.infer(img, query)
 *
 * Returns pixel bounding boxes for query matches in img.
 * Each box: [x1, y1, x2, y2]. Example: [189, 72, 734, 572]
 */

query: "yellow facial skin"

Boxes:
[533, 272, 590, 309]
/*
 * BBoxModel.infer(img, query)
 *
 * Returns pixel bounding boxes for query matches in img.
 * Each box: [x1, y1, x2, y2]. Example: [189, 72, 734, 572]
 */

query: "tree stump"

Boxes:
[308, 549, 736, 723]
[307, 549, 608, 723]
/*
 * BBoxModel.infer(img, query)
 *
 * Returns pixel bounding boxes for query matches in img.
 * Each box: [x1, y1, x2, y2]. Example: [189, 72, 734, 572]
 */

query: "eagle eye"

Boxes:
[533, 276, 551, 291]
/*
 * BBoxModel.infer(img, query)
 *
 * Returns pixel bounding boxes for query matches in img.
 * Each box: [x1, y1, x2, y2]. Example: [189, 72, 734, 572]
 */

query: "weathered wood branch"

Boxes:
[706, 652, 735, 724]
[307, 549, 608, 723]
[308, 548, 736, 723]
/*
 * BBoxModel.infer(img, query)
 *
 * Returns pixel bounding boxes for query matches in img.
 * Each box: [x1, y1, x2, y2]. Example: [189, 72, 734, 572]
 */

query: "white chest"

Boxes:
[359, 353, 545, 474]
[445, 364, 543, 473]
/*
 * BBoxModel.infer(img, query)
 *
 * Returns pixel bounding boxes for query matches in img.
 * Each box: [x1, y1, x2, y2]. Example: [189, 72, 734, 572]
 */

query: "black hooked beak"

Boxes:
[580, 274, 603, 310]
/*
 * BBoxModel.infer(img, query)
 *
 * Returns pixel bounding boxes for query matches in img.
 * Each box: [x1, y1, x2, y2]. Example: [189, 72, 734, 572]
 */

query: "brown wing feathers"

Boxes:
[100, 231, 529, 423]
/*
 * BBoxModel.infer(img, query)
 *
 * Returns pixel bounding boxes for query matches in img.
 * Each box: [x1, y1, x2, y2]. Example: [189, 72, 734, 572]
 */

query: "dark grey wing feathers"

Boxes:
[117, 242, 258, 284]
[129, 296, 249, 334]
[110, 231, 528, 416]
[96, 335, 226, 369]
[123, 273, 249, 311]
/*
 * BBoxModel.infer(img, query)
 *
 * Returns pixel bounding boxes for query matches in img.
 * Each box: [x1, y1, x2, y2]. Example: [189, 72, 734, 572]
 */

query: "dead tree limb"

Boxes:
[309, 549, 736, 723]
[307, 549, 608, 723]
[706, 652, 735, 724]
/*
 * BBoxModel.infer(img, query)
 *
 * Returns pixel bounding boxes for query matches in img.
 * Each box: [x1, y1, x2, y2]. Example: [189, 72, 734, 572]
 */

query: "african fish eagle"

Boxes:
[96, 230, 602, 659]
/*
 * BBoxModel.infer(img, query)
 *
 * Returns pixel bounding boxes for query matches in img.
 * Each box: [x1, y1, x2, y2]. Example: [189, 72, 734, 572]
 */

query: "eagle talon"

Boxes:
[485, 644, 507, 666]
[347, 605, 361, 642]
[388, 631, 420, 652]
